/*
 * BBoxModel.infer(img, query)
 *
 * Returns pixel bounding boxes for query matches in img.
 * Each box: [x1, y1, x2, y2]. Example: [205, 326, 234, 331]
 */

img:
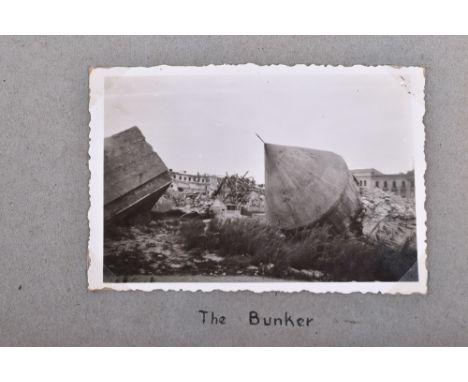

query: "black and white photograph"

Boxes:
[88, 64, 426, 293]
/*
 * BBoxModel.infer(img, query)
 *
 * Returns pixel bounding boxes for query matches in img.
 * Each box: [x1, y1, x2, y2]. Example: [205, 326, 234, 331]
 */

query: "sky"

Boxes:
[104, 65, 422, 184]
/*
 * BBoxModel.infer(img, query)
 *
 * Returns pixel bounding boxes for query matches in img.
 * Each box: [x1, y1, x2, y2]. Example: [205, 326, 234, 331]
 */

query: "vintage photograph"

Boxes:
[88, 64, 426, 293]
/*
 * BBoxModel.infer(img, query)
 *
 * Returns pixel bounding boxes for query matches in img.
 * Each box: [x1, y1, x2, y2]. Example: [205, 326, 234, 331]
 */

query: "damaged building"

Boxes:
[169, 170, 219, 194]
[351, 168, 415, 198]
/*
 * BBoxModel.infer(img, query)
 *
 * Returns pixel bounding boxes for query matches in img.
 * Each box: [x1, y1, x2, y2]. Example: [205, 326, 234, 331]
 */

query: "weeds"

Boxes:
[178, 217, 417, 281]
[179, 219, 206, 250]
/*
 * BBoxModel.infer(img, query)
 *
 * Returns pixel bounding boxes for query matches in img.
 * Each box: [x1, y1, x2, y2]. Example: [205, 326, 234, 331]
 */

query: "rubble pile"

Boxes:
[215, 174, 259, 206]
[152, 189, 214, 215]
[152, 173, 265, 217]
[360, 188, 416, 251]
[244, 191, 265, 213]
[151, 194, 175, 213]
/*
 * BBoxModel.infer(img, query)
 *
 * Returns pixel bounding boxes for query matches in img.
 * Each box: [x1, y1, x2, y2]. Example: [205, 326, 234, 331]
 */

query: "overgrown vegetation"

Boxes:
[178, 219, 206, 250]
[178, 217, 417, 281]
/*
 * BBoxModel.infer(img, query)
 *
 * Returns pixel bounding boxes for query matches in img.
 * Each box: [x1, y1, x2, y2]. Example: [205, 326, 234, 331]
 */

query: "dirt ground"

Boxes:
[104, 216, 274, 282]
[107, 274, 284, 283]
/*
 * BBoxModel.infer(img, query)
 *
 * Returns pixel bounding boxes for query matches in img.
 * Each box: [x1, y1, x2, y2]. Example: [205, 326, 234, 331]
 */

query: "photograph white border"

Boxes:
[88, 64, 427, 294]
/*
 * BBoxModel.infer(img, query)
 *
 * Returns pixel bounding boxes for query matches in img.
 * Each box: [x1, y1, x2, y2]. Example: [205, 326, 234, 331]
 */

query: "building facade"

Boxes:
[350, 168, 415, 198]
[169, 170, 219, 194]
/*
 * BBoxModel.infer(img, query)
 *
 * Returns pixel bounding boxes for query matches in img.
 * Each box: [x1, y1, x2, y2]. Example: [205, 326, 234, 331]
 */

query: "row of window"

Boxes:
[359, 179, 415, 188]
[172, 174, 209, 183]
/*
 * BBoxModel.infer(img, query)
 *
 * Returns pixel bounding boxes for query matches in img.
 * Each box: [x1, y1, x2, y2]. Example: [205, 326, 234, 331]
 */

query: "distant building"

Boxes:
[351, 168, 415, 198]
[169, 170, 219, 194]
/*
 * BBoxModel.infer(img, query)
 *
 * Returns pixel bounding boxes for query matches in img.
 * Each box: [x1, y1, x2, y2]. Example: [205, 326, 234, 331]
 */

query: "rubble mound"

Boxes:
[152, 190, 214, 216]
[360, 188, 416, 251]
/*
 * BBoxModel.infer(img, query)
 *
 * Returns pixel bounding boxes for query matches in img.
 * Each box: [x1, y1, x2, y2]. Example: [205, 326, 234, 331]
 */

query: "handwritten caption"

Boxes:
[198, 310, 313, 327]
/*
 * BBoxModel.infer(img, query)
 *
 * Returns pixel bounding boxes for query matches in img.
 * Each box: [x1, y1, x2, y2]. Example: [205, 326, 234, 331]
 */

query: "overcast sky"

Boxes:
[104, 65, 422, 184]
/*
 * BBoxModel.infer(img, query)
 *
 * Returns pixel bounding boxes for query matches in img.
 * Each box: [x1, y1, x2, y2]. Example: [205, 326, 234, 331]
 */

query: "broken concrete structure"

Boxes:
[264, 142, 362, 232]
[104, 126, 172, 221]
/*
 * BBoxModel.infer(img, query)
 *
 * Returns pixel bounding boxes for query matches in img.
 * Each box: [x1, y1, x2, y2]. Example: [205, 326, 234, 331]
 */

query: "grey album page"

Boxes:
[1, 36, 467, 346]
